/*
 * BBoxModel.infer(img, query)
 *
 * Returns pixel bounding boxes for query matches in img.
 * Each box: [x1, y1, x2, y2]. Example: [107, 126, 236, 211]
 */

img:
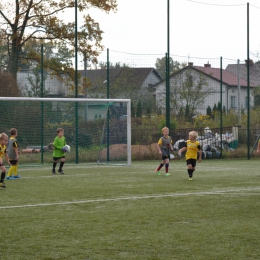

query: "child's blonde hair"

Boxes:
[0, 133, 8, 140]
[189, 131, 198, 138]
[161, 127, 169, 133]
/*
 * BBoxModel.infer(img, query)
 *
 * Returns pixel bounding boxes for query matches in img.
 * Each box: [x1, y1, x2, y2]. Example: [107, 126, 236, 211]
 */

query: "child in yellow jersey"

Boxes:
[6, 128, 20, 179]
[0, 133, 11, 188]
[155, 127, 173, 176]
[178, 131, 202, 181]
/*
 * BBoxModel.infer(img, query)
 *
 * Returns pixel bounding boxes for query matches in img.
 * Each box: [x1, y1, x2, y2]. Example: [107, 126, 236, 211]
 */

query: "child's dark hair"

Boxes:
[10, 128, 17, 136]
[56, 128, 64, 134]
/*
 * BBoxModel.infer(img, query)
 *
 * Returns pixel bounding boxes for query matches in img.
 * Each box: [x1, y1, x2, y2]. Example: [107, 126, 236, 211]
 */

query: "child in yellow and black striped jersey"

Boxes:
[178, 131, 202, 181]
[0, 133, 11, 188]
[6, 128, 20, 179]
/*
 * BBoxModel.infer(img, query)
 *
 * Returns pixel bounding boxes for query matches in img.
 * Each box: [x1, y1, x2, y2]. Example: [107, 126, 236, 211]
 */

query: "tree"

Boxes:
[206, 106, 212, 118]
[0, 71, 20, 96]
[98, 61, 129, 69]
[171, 68, 214, 119]
[0, 0, 117, 80]
[22, 67, 50, 97]
[155, 57, 186, 78]
[131, 101, 135, 117]
[136, 100, 142, 118]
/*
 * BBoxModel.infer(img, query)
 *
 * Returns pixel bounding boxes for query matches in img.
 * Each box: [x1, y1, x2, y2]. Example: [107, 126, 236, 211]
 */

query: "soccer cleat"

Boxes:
[13, 175, 21, 179]
[52, 169, 56, 174]
[58, 169, 64, 174]
[189, 178, 193, 181]
[6, 176, 15, 180]
[165, 173, 170, 176]
[0, 182, 6, 188]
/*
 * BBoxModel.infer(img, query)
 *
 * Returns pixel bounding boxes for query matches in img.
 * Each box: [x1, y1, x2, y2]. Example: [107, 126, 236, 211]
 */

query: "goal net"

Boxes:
[0, 97, 131, 166]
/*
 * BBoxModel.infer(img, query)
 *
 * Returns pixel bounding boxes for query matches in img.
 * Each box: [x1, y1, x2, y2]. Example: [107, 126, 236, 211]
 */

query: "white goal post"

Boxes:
[0, 97, 131, 166]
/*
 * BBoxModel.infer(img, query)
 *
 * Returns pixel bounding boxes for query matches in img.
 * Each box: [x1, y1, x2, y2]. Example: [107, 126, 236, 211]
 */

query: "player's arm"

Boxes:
[13, 141, 19, 160]
[178, 141, 187, 156]
[170, 139, 174, 151]
[14, 147, 19, 160]
[157, 139, 162, 154]
[178, 146, 187, 154]
[53, 139, 63, 150]
[198, 145, 202, 162]
[4, 151, 11, 165]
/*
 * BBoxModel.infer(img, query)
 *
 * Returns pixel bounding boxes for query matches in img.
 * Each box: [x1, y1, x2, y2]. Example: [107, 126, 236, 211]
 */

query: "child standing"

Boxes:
[52, 128, 66, 174]
[0, 133, 11, 188]
[178, 131, 202, 181]
[6, 128, 20, 179]
[155, 127, 173, 176]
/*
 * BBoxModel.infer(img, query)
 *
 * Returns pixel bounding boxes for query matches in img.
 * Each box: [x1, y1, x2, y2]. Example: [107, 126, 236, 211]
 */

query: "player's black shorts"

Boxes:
[186, 158, 196, 167]
[53, 156, 65, 161]
[162, 154, 170, 160]
[9, 160, 18, 165]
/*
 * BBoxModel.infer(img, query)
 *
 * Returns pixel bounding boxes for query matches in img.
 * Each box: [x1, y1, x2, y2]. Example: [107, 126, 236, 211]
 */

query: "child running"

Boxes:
[155, 127, 173, 176]
[0, 133, 11, 188]
[178, 131, 202, 181]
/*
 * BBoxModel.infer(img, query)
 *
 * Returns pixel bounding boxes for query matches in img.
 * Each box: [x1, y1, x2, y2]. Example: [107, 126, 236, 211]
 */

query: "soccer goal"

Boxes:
[0, 97, 131, 166]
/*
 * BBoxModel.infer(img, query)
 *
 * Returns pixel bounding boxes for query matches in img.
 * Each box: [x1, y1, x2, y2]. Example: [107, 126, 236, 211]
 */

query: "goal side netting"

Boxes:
[0, 97, 131, 166]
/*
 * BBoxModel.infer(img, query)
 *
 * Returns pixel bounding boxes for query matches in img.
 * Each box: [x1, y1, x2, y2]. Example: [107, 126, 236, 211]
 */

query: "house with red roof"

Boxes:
[154, 63, 255, 116]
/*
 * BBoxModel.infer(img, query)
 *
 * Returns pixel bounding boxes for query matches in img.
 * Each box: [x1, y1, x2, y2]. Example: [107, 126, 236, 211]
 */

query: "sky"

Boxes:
[64, 0, 260, 68]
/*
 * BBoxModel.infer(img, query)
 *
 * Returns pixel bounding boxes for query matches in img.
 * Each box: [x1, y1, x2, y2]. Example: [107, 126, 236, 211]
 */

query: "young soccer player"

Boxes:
[6, 128, 20, 179]
[155, 127, 173, 176]
[178, 131, 202, 181]
[0, 133, 11, 188]
[52, 128, 66, 174]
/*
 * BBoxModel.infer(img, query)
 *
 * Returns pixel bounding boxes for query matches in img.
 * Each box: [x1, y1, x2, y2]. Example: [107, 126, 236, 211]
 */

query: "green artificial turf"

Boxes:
[0, 159, 260, 260]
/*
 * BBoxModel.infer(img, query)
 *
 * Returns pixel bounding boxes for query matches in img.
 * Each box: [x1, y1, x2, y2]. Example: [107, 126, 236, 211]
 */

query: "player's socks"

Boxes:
[52, 162, 57, 170]
[13, 165, 18, 176]
[155, 163, 164, 172]
[1, 171, 6, 182]
[59, 162, 64, 170]
[191, 169, 195, 177]
[7, 166, 14, 177]
[188, 169, 193, 178]
[165, 163, 169, 173]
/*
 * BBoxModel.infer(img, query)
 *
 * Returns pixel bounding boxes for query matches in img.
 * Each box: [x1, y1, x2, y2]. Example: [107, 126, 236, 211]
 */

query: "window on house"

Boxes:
[230, 96, 236, 107]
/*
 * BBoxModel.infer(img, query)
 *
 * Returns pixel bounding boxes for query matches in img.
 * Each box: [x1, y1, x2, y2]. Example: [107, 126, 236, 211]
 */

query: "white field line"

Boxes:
[1, 187, 260, 210]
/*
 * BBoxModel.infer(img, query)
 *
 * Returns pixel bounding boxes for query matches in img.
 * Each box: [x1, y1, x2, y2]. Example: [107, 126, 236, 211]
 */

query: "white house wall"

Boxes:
[17, 70, 71, 97]
[155, 68, 254, 115]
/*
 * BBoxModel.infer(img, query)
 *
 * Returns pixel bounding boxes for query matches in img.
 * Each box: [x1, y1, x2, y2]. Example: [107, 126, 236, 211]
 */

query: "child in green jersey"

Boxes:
[52, 128, 66, 174]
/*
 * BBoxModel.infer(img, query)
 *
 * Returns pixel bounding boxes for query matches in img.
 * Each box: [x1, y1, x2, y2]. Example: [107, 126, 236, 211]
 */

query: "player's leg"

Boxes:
[13, 160, 20, 178]
[165, 157, 170, 176]
[190, 160, 197, 178]
[155, 158, 165, 175]
[0, 164, 7, 188]
[186, 159, 193, 180]
[7, 160, 15, 179]
[58, 157, 65, 174]
[52, 157, 59, 174]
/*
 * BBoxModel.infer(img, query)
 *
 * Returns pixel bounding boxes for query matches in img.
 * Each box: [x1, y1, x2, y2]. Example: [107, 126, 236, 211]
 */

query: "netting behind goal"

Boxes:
[0, 97, 131, 166]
